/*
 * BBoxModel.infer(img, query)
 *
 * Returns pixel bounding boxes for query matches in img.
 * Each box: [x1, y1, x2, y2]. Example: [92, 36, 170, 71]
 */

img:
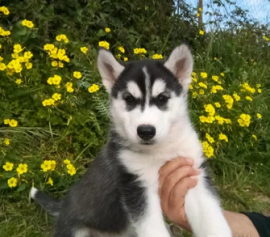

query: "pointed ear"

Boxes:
[164, 44, 193, 92]
[97, 49, 125, 93]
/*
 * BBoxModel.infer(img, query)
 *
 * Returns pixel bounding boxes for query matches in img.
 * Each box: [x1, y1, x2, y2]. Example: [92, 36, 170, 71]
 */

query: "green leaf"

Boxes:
[16, 183, 26, 192]
[0, 180, 8, 190]
[97, 29, 106, 37]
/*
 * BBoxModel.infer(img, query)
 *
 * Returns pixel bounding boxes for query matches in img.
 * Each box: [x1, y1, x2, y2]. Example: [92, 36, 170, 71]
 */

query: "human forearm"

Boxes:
[223, 210, 259, 237]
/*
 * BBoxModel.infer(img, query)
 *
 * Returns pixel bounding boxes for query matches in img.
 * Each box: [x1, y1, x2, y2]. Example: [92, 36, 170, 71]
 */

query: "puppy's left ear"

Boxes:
[164, 44, 193, 92]
[97, 49, 125, 94]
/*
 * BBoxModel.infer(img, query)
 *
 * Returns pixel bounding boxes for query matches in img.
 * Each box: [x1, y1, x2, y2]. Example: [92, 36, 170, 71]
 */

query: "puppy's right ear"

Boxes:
[97, 49, 125, 94]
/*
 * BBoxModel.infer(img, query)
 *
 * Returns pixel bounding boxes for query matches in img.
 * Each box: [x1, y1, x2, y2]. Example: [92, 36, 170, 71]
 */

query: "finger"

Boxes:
[159, 157, 194, 190]
[168, 176, 198, 213]
[160, 166, 200, 213]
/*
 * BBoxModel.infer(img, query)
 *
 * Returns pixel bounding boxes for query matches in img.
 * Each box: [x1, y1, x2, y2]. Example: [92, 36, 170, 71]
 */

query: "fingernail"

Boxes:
[190, 176, 198, 180]
[185, 158, 193, 165]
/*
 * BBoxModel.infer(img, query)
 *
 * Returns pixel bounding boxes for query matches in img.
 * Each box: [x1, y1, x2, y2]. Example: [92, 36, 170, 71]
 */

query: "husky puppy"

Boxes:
[31, 44, 232, 237]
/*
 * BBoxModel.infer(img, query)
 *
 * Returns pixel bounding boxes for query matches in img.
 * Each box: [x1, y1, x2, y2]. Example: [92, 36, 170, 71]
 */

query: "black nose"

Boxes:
[137, 125, 156, 141]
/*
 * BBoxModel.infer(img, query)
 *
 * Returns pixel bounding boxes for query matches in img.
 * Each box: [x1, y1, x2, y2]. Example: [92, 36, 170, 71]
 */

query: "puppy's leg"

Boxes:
[53, 218, 76, 237]
[185, 171, 232, 237]
[135, 190, 171, 237]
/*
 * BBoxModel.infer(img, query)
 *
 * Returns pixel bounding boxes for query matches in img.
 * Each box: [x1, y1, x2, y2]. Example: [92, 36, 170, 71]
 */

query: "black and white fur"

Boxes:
[31, 44, 232, 237]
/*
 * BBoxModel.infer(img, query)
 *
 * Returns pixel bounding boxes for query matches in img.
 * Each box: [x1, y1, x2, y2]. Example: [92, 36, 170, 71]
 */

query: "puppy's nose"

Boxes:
[137, 125, 156, 141]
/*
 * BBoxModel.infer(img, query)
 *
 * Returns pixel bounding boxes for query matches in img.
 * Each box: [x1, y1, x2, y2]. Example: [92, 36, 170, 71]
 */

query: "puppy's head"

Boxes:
[97, 44, 193, 146]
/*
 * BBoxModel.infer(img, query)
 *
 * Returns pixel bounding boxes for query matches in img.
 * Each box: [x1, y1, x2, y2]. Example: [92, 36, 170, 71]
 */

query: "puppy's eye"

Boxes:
[157, 94, 169, 104]
[124, 94, 135, 104]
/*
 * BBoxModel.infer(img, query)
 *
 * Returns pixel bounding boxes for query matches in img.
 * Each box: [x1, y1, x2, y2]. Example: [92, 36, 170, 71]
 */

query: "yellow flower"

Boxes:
[50, 160, 56, 171]
[67, 167, 76, 176]
[199, 116, 215, 124]
[22, 19, 34, 28]
[42, 99, 55, 107]
[56, 34, 69, 43]
[67, 86, 74, 93]
[41, 160, 52, 172]
[204, 104, 215, 116]
[233, 93, 241, 101]
[202, 141, 214, 158]
[245, 96, 253, 101]
[4, 119, 10, 125]
[212, 75, 219, 82]
[133, 48, 147, 54]
[15, 79, 22, 85]
[25, 62, 32, 69]
[51, 61, 58, 67]
[214, 102, 221, 108]
[206, 133, 215, 144]
[47, 177, 53, 186]
[12, 53, 19, 59]
[211, 85, 224, 94]
[0, 6, 10, 15]
[88, 84, 100, 93]
[16, 163, 28, 175]
[64, 159, 71, 165]
[199, 116, 207, 123]
[0, 27, 11, 36]
[4, 138, 10, 146]
[220, 72, 225, 77]
[123, 57, 128, 62]
[200, 72, 207, 79]
[13, 44, 23, 53]
[9, 119, 18, 127]
[24, 51, 33, 59]
[199, 89, 204, 95]
[192, 92, 198, 98]
[192, 72, 197, 77]
[105, 27, 111, 33]
[257, 113, 262, 119]
[3, 162, 14, 171]
[0, 63, 6, 71]
[197, 13, 200, 17]
[0, 56, 3, 61]
[7, 177, 17, 188]
[198, 7, 202, 12]
[73, 71, 82, 79]
[257, 89, 262, 93]
[241, 82, 256, 94]
[213, 57, 217, 60]
[80, 46, 88, 54]
[51, 75, 62, 85]
[256, 84, 261, 88]
[99, 41, 110, 50]
[223, 95, 234, 109]
[52, 93, 61, 101]
[219, 133, 228, 142]
[152, 54, 163, 59]
[117, 46, 125, 53]
[189, 85, 193, 90]
[58, 61, 64, 68]
[62, 55, 70, 63]
[199, 30, 204, 35]
[66, 164, 76, 176]
[252, 134, 257, 141]
[237, 114, 251, 127]
[199, 82, 207, 89]
[44, 44, 55, 51]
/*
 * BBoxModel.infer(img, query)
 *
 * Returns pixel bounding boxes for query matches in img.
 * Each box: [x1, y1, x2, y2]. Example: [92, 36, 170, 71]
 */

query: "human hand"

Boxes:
[159, 157, 200, 231]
